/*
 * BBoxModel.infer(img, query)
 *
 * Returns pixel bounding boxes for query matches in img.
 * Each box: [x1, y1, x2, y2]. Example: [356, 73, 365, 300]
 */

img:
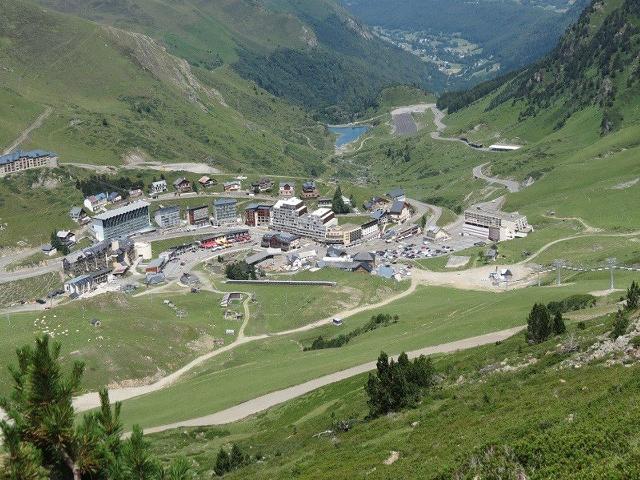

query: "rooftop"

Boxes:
[387, 188, 405, 198]
[0, 149, 57, 166]
[465, 207, 526, 222]
[155, 205, 180, 215]
[214, 198, 237, 206]
[93, 201, 150, 221]
[274, 197, 304, 209]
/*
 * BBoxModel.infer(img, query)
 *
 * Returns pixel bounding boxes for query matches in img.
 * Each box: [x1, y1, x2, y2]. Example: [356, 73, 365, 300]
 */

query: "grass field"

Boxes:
[148, 310, 640, 479]
[208, 269, 409, 336]
[0, 290, 243, 394]
[114, 271, 636, 429]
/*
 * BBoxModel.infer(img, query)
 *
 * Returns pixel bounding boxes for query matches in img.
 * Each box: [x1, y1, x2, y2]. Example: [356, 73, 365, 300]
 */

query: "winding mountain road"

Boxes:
[473, 163, 521, 193]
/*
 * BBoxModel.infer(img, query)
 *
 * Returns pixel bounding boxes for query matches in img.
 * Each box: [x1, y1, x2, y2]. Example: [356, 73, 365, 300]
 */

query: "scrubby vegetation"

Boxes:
[304, 313, 398, 351]
[225, 261, 257, 281]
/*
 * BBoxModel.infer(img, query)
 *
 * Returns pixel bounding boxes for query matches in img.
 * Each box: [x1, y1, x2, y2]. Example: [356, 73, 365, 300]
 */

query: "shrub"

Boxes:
[526, 303, 553, 344]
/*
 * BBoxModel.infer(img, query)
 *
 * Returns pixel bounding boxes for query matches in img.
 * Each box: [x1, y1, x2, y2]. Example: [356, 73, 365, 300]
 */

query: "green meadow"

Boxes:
[115, 271, 634, 429]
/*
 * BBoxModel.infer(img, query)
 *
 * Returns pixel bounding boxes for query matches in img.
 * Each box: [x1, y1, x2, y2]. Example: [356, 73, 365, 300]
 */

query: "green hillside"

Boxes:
[0, 0, 331, 172]
[149, 301, 640, 479]
[31, 0, 443, 122]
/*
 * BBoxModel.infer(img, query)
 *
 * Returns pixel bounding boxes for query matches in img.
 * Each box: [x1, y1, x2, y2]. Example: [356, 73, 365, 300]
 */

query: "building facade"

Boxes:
[150, 180, 167, 195]
[463, 208, 530, 241]
[92, 201, 151, 241]
[0, 150, 58, 177]
[154, 206, 181, 229]
[279, 182, 295, 197]
[213, 198, 238, 225]
[361, 219, 380, 239]
[271, 197, 308, 232]
[186, 205, 210, 226]
[244, 204, 272, 227]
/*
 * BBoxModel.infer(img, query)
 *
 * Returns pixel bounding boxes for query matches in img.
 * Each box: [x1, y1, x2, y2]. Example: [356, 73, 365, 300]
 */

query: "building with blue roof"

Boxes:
[0, 150, 58, 176]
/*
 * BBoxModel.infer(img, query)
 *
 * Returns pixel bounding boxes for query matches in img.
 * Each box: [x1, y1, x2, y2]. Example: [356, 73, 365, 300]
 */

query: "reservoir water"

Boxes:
[329, 125, 370, 148]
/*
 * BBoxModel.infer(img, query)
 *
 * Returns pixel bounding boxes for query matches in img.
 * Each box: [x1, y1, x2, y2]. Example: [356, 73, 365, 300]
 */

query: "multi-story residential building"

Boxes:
[271, 197, 308, 232]
[301, 181, 320, 199]
[326, 223, 362, 246]
[463, 207, 531, 241]
[279, 181, 295, 197]
[244, 203, 272, 227]
[91, 201, 151, 241]
[64, 269, 110, 296]
[150, 180, 167, 195]
[63, 241, 110, 277]
[0, 150, 58, 177]
[186, 205, 210, 226]
[69, 207, 87, 223]
[295, 208, 337, 241]
[361, 219, 380, 239]
[388, 200, 411, 223]
[154, 206, 181, 229]
[213, 198, 238, 225]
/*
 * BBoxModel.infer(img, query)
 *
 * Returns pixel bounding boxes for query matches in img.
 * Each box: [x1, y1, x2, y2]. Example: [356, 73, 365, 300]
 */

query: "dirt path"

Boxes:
[542, 215, 602, 233]
[3, 106, 53, 155]
[141, 325, 524, 435]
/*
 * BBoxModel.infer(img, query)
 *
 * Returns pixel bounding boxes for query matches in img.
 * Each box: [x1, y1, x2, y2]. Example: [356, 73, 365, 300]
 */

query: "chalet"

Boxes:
[279, 181, 295, 197]
[386, 188, 406, 202]
[41, 244, 57, 257]
[107, 191, 122, 204]
[425, 225, 450, 242]
[173, 177, 192, 193]
[150, 180, 168, 195]
[353, 251, 376, 270]
[363, 196, 389, 212]
[145, 257, 166, 274]
[389, 201, 411, 223]
[261, 232, 300, 251]
[352, 262, 373, 274]
[128, 188, 143, 198]
[56, 230, 76, 246]
[69, 206, 87, 223]
[318, 197, 333, 208]
[370, 209, 388, 224]
[83, 193, 107, 212]
[223, 180, 242, 192]
[198, 176, 216, 188]
[252, 177, 273, 193]
[301, 181, 320, 199]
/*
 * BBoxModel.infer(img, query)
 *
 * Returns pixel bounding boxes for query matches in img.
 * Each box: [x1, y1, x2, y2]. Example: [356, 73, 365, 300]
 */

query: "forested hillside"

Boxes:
[31, 0, 443, 122]
[0, 0, 331, 172]
[341, 0, 589, 84]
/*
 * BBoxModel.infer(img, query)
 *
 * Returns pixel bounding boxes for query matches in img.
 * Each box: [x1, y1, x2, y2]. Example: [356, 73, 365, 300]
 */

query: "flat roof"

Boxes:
[465, 207, 526, 221]
[274, 197, 303, 208]
[93, 201, 150, 220]
[489, 144, 522, 150]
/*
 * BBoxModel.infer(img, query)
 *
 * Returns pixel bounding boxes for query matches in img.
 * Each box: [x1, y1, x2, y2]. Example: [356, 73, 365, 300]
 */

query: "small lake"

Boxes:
[329, 125, 370, 148]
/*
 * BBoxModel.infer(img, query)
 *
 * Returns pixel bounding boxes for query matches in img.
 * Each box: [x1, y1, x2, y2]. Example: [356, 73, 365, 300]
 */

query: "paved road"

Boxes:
[472, 163, 521, 193]
[140, 325, 524, 435]
[2, 106, 53, 155]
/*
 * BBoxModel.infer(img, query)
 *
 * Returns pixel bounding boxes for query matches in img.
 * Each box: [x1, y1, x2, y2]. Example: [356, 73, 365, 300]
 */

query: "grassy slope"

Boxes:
[115, 271, 634, 429]
[149, 305, 640, 479]
[0, 0, 331, 173]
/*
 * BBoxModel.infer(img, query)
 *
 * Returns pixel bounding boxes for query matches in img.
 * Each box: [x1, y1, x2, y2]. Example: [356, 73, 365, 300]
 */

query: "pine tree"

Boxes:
[0, 336, 189, 480]
[611, 310, 629, 339]
[332, 186, 349, 214]
[229, 444, 247, 469]
[526, 303, 553, 343]
[626, 280, 640, 310]
[214, 448, 231, 476]
[552, 311, 566, 335]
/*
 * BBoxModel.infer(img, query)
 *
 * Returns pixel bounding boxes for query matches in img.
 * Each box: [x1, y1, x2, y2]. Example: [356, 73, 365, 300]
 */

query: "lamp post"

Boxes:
[606, 257, 617, 291]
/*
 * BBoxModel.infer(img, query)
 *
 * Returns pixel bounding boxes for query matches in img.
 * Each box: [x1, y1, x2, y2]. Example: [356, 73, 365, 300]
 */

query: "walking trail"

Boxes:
[141, 325, 524, 435]
[2, 106, 53, 155]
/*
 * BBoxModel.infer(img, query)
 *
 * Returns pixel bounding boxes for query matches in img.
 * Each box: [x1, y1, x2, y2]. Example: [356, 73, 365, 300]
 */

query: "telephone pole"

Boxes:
[553, 259, 566, 286]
